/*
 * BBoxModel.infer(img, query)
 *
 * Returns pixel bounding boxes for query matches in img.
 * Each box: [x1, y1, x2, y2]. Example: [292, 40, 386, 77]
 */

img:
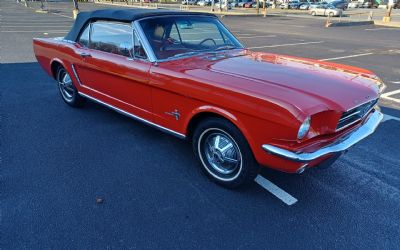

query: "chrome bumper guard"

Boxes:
[262, 110, 383, 163]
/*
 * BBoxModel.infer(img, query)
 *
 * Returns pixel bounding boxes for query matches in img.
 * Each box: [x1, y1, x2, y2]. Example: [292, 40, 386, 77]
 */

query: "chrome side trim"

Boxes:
[79, 92, 186, 139]
[61, 39, 77, 45]
[262, 110, 383, 162]
[71, 64, 83, 86]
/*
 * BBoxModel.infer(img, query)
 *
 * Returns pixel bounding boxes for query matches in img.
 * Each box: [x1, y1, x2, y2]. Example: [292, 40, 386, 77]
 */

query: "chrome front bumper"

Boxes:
[262, 110, 383, 163]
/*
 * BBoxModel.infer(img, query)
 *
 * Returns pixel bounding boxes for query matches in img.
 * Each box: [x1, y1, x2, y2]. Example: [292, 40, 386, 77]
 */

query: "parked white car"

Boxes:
[348, 1, 362, 8]
[197, 0, 212, 5]
[309, 5, 343, 16]
[215, 1, 233, 8]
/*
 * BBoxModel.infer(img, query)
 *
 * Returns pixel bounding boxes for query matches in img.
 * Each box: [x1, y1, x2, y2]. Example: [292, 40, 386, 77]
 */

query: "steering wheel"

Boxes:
[199, 38, 217, 46]
[160, 37, 181, 51]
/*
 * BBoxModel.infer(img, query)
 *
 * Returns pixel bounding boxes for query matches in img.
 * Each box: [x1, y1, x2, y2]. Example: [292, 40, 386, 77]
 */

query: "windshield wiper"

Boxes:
[214, 45, 238, 51]
[168, 51, 203, 60]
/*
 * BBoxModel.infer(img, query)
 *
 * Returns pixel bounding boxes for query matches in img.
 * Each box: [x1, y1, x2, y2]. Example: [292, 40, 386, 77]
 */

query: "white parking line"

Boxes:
[248, 41, 324, 49]
[382, 114, 400, 122]
[51, 12, 73, 19]
[365, 27, 400, 31]
[0, 30, 68, 33]
[255, 175, 298, 206]
[381, 89, 400, 103]
[1, 25, 71, 28]
[237, 35, 277, 39]
[234, 33, 255, 36]
[391, 81, 400, 84]
[319, 53, 374, 61]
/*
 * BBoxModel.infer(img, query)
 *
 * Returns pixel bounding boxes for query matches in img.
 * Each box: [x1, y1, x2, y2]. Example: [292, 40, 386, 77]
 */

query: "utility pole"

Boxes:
[263, 0, 266, 17]
[383, 4, 393, 23]
[72, 0, 79, 19]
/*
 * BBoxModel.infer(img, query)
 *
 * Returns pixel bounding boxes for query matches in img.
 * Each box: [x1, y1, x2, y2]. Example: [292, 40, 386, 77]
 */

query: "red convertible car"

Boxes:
[33, 9, 384, 188]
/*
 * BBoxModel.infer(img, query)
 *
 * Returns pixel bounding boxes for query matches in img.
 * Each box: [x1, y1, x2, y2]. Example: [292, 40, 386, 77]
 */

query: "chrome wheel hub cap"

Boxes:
[58, 70, 74, 101]
[203, 132, 241, 175]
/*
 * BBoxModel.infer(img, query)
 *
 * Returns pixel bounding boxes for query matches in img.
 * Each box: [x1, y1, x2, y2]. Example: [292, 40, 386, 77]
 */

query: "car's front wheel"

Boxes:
[56, 66, 85, 107]
[311, 11, 316, 16]
[192, 118, 260, 188]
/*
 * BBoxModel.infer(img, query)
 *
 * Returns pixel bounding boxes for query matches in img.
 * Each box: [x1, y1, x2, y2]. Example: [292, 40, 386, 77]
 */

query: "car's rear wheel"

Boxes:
[192, 117, 259, 188]
[56, 66, 85, 107]
[311, 11, 316, 16]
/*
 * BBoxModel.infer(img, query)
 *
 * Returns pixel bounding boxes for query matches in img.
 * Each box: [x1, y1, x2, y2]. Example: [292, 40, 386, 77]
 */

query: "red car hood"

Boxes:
[182, 50, 381, 115]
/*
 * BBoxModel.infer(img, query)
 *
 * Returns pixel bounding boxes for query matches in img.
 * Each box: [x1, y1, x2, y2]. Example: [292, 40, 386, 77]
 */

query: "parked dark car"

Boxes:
[244, 1, 255, 7]
[238, 0, 252, 7]
[329, 0, 348, 10]
[289, 0, 305, 9]
[252, 1, 267, 7]
[308, 1, 328, 9]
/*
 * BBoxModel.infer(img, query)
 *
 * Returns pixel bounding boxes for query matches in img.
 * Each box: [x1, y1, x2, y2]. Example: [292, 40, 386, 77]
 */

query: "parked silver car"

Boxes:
[309, 4, 343, 16]
[182, 0, 197, 5]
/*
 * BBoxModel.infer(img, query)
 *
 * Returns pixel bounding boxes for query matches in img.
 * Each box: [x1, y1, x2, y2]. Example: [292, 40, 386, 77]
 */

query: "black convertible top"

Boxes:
[64, 8, 216, 41]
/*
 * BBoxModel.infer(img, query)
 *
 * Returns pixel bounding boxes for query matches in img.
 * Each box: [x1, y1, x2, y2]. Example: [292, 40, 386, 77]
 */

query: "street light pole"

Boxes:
[263, 0, 266, 17]
[72, 0, 79, 19]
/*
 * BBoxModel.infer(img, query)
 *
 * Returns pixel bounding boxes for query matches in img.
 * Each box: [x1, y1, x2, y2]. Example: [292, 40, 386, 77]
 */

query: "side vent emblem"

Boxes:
[165, 109, 180, 121]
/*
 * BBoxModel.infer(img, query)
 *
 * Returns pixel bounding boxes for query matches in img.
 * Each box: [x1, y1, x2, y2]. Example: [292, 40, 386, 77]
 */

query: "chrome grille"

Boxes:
[336, 99, 378, 131]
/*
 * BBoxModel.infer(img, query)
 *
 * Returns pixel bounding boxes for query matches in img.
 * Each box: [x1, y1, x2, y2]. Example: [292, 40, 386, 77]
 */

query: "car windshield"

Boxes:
[139, 16, 243, 60]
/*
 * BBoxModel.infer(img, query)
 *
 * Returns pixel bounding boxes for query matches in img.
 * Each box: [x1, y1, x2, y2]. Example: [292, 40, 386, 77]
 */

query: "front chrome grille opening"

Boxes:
[336, 99, 378, 131]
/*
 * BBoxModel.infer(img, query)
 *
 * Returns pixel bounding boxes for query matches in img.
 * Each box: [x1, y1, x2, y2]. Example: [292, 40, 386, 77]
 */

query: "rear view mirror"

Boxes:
[178, 21, 193, 29]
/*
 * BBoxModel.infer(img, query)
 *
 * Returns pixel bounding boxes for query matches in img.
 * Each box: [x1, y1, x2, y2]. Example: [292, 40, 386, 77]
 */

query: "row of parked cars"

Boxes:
[182, 0, 396, 9]
[278, 0, 372, 10]
[182, 0, 268, 8]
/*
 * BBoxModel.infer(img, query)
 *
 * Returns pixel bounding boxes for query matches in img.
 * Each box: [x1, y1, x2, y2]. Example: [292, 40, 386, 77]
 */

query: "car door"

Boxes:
[315, 6, 324, 15]
[73, 21, 153, 121]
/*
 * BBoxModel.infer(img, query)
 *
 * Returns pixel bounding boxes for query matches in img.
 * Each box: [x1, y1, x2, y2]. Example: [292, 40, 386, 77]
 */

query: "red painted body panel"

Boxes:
[33, 38, 380, 173]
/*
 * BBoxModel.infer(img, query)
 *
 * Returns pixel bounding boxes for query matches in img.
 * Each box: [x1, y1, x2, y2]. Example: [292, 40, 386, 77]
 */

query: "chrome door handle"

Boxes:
[79, 52, 91, 58]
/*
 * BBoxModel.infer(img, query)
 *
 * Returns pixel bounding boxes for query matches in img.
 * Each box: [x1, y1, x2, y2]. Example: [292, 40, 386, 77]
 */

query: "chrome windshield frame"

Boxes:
[132, 20, 158, 63]
[133, 15, 244, 63]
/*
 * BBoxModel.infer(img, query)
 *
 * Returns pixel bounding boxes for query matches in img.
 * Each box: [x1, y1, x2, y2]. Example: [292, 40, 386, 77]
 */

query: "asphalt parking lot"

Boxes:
[1, 0, 400, 249]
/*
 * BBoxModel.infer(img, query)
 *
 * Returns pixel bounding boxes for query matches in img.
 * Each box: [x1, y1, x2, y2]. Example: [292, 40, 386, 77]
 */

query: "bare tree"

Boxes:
[72, 0, 79, 10]
[256, 0, 259, 13]
[72, 0, 79, 19]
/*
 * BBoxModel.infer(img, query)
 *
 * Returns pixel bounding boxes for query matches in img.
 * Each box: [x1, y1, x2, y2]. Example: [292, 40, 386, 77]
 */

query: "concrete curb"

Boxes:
[374, 20, 400, 28]
[326, 21, 374, 27]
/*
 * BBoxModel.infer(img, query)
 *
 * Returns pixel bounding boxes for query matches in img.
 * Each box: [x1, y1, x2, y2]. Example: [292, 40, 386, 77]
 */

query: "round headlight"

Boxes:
[297, 117, 311, 140]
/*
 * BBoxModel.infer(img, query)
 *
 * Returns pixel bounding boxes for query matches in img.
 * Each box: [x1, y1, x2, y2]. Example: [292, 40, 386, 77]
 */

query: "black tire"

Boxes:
[56, 66, 85, 108]
[192, 117, 260, 188]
